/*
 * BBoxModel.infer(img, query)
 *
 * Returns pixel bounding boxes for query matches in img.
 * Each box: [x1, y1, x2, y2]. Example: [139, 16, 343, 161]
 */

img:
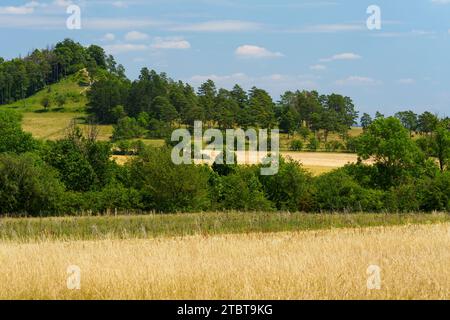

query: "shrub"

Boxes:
[325, 140, 343, 152]
[384, 182, 421, 212]
[417, 171, 450, 212]
[0, 110, 37, 154]
[211, 166, 273, 211]
[307, 137, 320, 151]
[313, 169, 384, 212]
[0, 153, 65, 216]
[289, 140, 303, 151]
[112, 117, 145, 141]
[130, 147, 211, 212]
[259, 157, 313, 211]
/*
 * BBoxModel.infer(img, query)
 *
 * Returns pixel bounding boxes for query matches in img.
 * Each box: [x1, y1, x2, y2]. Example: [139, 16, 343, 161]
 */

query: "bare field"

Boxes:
[1, 223, 448, 300]
[113, 151, 360, 175]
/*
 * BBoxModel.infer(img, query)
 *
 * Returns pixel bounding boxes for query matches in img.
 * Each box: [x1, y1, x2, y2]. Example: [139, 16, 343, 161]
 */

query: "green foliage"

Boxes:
[289, 140, 303, 151]
[211, 167, 273, 211]
[0, 153, 65, 215]
[130, 147, 211, 212]
[417, 171, 450, 212]
[87, 77, 129, 123]
[356, 117, 424, 187]
[40, 96, 52, 110]
[325, 140, 343, 152]
[55, 93, 67, 108]
[313, 170, 384, 212]
[259, 158, 313, 211]
[307, 136, 319, 151]
[43, 126, 114, 192]
[0, 110, 37, 154]
[112, 117, 145, 141]
[0, 39, 111, 105]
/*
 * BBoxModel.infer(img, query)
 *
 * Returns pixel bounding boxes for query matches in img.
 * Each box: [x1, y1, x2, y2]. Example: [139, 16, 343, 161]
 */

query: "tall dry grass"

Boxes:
[0, 223, 449, 300]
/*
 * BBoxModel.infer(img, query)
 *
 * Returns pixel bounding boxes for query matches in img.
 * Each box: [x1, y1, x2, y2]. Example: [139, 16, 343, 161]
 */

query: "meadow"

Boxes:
[1, 219, 448, 300]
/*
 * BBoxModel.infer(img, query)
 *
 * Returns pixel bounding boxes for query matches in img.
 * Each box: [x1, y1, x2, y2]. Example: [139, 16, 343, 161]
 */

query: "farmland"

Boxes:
[0, 216, 448, 300]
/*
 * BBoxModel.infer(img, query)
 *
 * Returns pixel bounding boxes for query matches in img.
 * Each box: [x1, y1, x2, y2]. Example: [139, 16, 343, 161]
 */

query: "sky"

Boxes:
[0, 0, 450, 116]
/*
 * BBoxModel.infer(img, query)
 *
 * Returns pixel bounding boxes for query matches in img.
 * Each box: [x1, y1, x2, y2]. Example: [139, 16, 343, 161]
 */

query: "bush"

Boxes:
[417, 171, 450, 212]
[384, 182, 421, 212]
[325, 140, 343, 152]
[64, 184, 143, 214]
[307, 137, 319, 151]
[0, 153, 65, 216]
[130, 146, 211, 212]
[211, 166, 273, 211]
[112, 117, 145, 141]
[0, 110, 37, 154]
[313, 169, 384, 212]
[259, 157, 313, 211]
[289, 140, 303, 151]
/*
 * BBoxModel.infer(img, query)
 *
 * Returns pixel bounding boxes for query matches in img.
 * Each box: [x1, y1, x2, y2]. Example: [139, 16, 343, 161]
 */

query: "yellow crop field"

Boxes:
[1, 223, 448, 300]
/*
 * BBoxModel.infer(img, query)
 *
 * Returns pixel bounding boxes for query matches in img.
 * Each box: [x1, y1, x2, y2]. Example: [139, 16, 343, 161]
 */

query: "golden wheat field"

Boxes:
[0, 223, 449, 300]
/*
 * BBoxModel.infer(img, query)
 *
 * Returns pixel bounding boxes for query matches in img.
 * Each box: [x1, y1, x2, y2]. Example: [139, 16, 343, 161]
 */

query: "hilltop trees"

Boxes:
[0, 39, 121, 106]
[87, 76, 129, 123]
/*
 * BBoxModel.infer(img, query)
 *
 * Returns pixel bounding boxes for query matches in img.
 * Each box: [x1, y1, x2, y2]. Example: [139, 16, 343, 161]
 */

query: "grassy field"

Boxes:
[0, 75, 88, 113]
[21, 112, 114, 141]
[1, 212, 449, 241]
[1, 222, 448, 300]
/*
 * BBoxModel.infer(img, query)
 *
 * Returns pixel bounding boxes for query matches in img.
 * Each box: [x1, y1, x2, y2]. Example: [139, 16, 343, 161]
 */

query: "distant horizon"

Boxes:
[1, 0, 449, 116]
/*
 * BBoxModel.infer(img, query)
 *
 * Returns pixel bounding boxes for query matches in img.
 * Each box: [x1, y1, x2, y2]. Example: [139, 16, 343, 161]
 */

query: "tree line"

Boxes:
[0, 109, 449, 216]
[88, 67, 360, 145]
[0, 38, 125, 105]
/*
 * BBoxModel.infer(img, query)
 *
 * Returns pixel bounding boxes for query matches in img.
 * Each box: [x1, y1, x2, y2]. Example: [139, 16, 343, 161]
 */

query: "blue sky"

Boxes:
[1, 0, 450, 116]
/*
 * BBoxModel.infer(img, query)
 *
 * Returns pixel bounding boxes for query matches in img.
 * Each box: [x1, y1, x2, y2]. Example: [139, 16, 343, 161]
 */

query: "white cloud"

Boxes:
[335, 76, 381, 86]
[125, 31, 149, 41]
[288, 23, 365, 33]
[188, 73, 318, 95]
[170, 20, 261, 32]
[310, 64, 327, 71]
[112, 1, 128, 8]
[235, 45, 284, 59]
[151, 37, 191, 49]
[397, 78, 415, 85]
[53, 0, 73, 7]
[101, 33, 116, 41]
[0, 1, 41, 15]
[83, 18, 165, 30]
[103, 43, 148, 54]
[320, 53, 361, 62]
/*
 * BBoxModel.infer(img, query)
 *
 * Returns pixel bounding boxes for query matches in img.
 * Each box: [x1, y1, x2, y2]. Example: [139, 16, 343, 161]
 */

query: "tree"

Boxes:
[0, 110, 37, 154]
[417, 123, 450, 172]
[395, 110, 418, 137]
[41, 96, 52, 110]
[360, 113, 373, 131]
[87, 77, 129, 123]
[357, 117, 424, 186]
[418, 111, 439, 135]
[153, 96, 179, 125]
[197, 80, 217, 125]
[130, 146, 211, 212]
[0, 153, 65, 215]
[279, 107, 297, 137]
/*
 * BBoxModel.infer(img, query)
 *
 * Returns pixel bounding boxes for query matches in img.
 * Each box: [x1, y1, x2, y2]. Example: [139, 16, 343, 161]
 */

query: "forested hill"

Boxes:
[1, 39, 362, 142]
[0, 38, 125, 105]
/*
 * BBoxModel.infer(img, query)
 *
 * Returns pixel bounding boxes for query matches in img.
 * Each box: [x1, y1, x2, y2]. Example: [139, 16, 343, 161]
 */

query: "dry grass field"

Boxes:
[22, 112, 113, 141]
[1, 223, 449, 300]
